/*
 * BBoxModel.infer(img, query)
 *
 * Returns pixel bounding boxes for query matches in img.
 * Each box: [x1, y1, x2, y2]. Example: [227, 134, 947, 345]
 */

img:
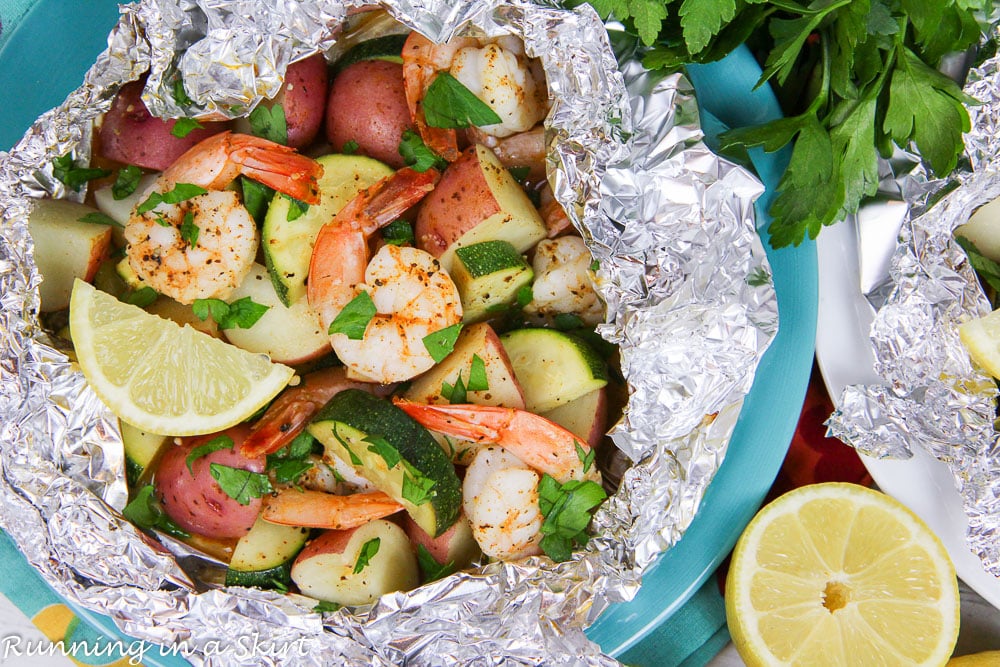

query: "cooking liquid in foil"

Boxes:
[0, 0, 776, 663]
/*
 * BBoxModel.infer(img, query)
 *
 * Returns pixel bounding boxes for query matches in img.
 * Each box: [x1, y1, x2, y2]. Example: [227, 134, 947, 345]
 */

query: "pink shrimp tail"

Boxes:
[225, 133, 323, 204]
[262, 489, 403, 530]
[242, 367, 391, 458]
[393, 398, 594, 483]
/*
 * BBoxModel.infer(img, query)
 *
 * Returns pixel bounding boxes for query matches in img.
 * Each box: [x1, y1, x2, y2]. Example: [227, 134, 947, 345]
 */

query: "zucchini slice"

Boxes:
[225, 517, 310, 589]
[452, 240, 533, 322]
[307, 390, 461, 537]
[499, 328, 608, 413]
[262, 154, 393, 306]
[121, 421, 168, 486]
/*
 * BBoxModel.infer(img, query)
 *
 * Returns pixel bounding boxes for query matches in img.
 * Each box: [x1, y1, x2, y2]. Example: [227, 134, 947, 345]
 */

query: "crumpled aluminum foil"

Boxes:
[0, 0, 777, 664]
[827, 47, 1000, 576]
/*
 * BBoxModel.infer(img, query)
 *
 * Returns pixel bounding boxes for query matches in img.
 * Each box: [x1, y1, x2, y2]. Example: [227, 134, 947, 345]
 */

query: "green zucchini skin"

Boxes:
[225, 520, 310, 589]
[308, 390, 462, 537]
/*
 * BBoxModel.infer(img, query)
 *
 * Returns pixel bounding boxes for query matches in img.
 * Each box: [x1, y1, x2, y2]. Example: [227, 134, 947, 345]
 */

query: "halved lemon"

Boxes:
[69, 279, 294, 436]
[959, 308, 1000, 378]
[726, 483, 959, 666]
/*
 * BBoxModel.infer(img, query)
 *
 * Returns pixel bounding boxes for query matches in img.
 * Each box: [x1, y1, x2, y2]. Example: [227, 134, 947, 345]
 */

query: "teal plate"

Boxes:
[1, 3, 816, 661]
[585, 47, 817, 656]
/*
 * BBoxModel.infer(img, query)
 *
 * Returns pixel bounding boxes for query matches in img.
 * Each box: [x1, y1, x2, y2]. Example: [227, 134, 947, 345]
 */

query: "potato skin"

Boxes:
[98, 78, 228, 171]
[325, 60, 412, 168]
[415, 145, 502, 257]
[155, 424, 265, 539]
[272, 54, 329, 149]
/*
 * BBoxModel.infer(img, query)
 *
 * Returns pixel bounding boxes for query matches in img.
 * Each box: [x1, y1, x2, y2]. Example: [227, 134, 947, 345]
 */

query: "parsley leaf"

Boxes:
[399, 129, 447, 172]
[365, 434, 401, 469]
[122, 485, 190, 538]
[422, 323, 462, 363]
[283, 194, 309, 221]
[186, 435, 233, 474]
[679, 0, 736, 55]
[747, 266, 771, 287]
[381, 219, 414, 246]
[209, 463, 274, 506]
[171, 117, 203, 139]
[332, 425, 363, 466]
[341, 140, 360, 155]
[180, 211, 199, 247]
[554, 313, 585, 331]
[78, 212, 122, 228]
[192, 296, 269, 330]
[136, 183, 208, 215]
[422, 72, 503, 129]
[241, 178, 275, 225]
[249, 104, 288, 146]
[313, 601, 341, 613]
[956, 236, 1000, 295]
[172, 77, 193, 106]
[575, 441, 595, 474]
[51, 154, 110, 192]
[269, 458, 314, 485]
[112, 165, 143, 200]
[328, 291, 377, 338]
[467, 354, 489, 392]
[515, 284, 533, 308]
[536, 473, 606, 562]
[441, 375, 467, 404]
[121, 286, 158, 308]
[402, 466, 436, 506]
[416, 544, 456, 582]
[353, 537, 381, 573]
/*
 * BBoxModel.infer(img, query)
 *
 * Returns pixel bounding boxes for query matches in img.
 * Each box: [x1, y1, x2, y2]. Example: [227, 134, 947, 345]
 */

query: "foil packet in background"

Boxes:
[827, 46, 1000, 576]
[0, 0, 777, 664]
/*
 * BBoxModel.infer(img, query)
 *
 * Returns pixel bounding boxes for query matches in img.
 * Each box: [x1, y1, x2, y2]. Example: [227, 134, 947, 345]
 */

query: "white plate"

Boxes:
[815, 215, 1000, 609]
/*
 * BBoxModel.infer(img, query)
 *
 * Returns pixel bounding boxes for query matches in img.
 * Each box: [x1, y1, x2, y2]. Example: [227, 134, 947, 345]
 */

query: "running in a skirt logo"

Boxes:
[0, 632, 311, 664]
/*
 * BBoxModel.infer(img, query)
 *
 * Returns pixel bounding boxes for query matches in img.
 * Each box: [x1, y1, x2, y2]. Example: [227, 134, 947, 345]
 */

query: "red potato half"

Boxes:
[325, 59, 413, 168]
[28, 199, 112, 312]
[403, 512, 480, 570]
[415, 144, 547, 272]
[234, 54, 328, 149]
[155, 424, 265, 539]
[290, 519, 419, 606]
[98, 78, 228, 171]
[540, 386, 607, 449]
[403, 322, 525, 409]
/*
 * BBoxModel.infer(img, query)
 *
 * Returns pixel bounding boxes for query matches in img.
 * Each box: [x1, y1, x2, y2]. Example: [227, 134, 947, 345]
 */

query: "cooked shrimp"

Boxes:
[262, 488, 402, 530]
[308, 168, 463, 383]
[393, 398, 601, 485]
[403, 33, 547, 162]
[124, 132, 322, 304]
[241, 367, 390, 459]
[462, 446, 543, 560]
[524, 236, 604, 326]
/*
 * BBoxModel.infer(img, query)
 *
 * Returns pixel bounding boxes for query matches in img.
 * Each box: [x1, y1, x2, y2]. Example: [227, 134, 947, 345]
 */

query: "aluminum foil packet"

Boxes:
[827, 46, 1000, 576]
[0, 0, 776, 663]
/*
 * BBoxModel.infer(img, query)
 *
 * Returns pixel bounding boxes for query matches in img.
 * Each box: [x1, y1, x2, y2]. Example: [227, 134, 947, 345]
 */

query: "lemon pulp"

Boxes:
[69, 279, 294, 436]
[726, 483, 959, 666]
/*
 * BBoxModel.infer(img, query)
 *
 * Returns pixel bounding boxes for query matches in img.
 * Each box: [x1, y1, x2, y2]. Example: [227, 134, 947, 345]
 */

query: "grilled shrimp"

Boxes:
[124, 132, 322, 304]
[307, 168, 463, 383]
[403, 32, 548, 162]
[524, 236, 604, 326]
[461, 446, 543, 560]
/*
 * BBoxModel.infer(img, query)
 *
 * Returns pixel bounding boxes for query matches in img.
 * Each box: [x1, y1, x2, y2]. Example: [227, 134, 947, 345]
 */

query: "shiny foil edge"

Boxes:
[0, 0, 777, 663]
[827, 45, 1000, 577]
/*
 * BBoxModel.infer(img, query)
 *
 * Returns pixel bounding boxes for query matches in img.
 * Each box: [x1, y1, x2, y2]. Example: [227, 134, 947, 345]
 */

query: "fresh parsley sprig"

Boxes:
[585, 0, 984, 248]
[193, 296, 269, 330]
[537, 473, 607, 562]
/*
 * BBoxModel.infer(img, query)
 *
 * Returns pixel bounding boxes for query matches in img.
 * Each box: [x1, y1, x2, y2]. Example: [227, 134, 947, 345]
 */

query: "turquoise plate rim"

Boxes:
[0, 4, 816, 662]
[584, 46, 818, 655]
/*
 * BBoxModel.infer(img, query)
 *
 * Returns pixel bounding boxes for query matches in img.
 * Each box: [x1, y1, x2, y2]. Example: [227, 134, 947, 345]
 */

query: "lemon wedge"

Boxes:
[69, 279, 294, 436]
[959, 309, 1000, 378]
[726, 483, 959, 667]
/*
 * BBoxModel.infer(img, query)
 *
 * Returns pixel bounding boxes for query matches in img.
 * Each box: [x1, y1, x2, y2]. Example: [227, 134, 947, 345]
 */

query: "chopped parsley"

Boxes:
[341, 140, 359, 155]
[381, 219, 414, 246]
[185, 434, 233, 474]
[401, 466, 436, 506]
[283, 194, 309, 221]
[417, 544, 456, 582]
[51, 154, 110, 192]
[328, 291, 377, 339]
[422, 323, 462, 363]
[248, 104, 288, 146]
[364, 434, 401, 470]
[422, 72, 502, 129]
[112, 165, 143, 200]
[353, 537, 381, 573]
[122, 485, 190, 538]
[179, 211, 199, 247]
[121, 286, 158, 308]
[209, 463, 274, 506]
[241, 178, 276, 225]
[136, 182, 208, 215]
[78, 212, 122, 228]
[192, 296, 269, 330]
[536, 473, 606, 562]
[171, 117, 203, 138]
[399, 129, 447, 173]
[575, 440, 595, 475]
